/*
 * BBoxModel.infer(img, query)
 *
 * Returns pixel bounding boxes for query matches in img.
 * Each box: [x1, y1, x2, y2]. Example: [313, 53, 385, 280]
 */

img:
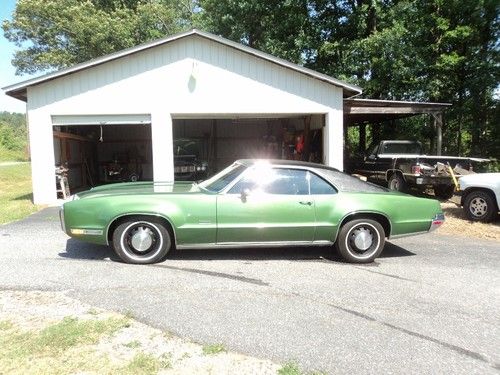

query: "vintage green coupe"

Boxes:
[60, 159, 444, 264]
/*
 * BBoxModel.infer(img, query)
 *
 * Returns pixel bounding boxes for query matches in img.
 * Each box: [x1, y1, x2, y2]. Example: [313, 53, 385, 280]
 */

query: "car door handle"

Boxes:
[299, 201, 313, 206]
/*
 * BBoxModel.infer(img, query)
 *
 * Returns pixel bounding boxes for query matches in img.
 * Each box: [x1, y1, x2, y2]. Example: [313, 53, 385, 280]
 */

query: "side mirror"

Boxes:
[368, 154, 376, 160]
[241, 188, 251, 202]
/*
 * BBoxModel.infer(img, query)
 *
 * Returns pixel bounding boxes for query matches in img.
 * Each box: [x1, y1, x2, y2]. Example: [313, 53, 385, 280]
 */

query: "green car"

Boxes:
[60, 159, 444, 264]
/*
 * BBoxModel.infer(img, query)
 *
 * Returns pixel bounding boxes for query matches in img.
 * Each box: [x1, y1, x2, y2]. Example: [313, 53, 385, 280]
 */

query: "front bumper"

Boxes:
[59, 207, 66, 233]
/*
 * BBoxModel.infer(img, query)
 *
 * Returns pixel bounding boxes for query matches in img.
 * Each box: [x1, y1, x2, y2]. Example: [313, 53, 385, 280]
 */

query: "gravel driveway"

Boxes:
[0, 207, 499, 374]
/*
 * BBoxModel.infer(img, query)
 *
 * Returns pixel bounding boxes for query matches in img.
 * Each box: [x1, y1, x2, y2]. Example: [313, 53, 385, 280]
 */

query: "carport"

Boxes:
[344, 99, 452, 155]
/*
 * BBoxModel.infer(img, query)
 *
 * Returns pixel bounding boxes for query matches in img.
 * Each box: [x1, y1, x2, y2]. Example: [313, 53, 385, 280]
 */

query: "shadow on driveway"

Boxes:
[59, 239, 119, 262]
[59, 239, 414, 264]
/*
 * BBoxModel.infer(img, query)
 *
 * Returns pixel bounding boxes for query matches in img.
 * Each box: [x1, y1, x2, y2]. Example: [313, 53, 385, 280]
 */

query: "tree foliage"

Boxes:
[2, 0, 195, 74]
[0, 112, 28, 161]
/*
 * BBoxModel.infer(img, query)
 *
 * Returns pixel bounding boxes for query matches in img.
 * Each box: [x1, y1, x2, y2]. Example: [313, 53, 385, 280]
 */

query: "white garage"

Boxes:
[3, 29, 361, 204]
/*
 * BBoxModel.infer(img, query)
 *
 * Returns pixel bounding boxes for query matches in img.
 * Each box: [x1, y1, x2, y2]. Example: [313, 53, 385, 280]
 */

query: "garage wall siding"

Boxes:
[26, 35, 344, 203]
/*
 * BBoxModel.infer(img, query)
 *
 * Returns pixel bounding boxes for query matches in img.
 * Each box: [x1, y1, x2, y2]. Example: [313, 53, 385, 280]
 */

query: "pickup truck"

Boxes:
[353, 140, 488, 199]
[458, 173, 500, 222]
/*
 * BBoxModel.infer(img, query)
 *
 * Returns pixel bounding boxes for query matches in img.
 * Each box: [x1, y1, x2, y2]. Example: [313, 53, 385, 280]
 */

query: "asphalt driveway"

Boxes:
[0, 207, 499, 374]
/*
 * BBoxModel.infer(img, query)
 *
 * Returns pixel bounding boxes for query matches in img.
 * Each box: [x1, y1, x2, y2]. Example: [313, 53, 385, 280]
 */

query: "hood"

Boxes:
[459, 172, 500, 184]
[74, 181, 201, 200]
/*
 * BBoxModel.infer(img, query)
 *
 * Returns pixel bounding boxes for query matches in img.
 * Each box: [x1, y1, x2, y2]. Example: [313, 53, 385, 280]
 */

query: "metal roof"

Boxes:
[3, 29, 362, 101]
[344, 98, 452, 125]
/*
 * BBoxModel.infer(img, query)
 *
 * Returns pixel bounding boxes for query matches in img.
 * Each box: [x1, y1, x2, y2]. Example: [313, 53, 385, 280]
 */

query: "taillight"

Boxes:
[412, 165, 421, 174]
[429, 213, 445, 231]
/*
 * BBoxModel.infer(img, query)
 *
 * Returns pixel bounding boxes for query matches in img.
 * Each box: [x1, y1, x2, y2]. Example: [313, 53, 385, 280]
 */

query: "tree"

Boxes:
[196, 0, 314, 64]
[2, 0, 195, 74]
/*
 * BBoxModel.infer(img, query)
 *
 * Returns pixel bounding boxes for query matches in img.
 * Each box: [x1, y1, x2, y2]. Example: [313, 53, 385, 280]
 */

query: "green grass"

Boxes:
[277, 362, 327, 375]
[0, 320, 13, 331]
[0, 316, 130, 374]
[278, 362, 302, 375]
[124, 340, 142, 349]
[202, 343, 226, 355]
[0, 146, 28, 162]
[122, 352, 172, 374]
[0, 163, 41, 224]
[123, 352, 161, 374]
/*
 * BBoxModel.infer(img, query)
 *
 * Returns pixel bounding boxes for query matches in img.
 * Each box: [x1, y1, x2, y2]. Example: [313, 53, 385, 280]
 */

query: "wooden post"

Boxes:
[434, 112, 443, 156]
[359, 123, 366, 153]
[303, 116, 311, 161]
[372, 123, 380, 144]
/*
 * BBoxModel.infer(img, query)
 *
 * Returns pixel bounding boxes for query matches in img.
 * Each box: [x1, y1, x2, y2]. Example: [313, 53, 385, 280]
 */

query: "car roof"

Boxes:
[235, 159, 340, 172]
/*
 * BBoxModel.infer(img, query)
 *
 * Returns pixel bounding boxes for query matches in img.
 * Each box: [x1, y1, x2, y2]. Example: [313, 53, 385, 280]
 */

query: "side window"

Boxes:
[266, 169, 309, 195]
[309, 172, 337, 195]
[228, 167, 309, 195]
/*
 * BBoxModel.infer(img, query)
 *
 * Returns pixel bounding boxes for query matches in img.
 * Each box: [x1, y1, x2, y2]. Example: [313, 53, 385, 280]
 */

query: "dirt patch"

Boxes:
[0, 290, 281, 374]
[437, 200, 500, 241]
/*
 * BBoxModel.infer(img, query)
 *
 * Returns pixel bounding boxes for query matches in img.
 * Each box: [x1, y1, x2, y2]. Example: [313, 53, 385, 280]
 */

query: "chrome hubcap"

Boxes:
[130, 227, 154, 252]
[470, 198, 487, 217]
[352, 228, 373, 251]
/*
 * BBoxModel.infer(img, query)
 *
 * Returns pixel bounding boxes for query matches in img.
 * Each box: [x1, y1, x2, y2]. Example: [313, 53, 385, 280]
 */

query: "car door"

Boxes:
[307, 171, 340, 242]
[216, 166, 316, 243]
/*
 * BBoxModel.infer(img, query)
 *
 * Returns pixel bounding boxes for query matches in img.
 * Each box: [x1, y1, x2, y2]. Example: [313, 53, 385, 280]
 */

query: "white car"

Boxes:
[458, 173, 500, 222]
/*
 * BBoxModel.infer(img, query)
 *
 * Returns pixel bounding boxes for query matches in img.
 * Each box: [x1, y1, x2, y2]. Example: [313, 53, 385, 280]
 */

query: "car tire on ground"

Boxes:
[463, 190, 497, 222]
[434, 185, 455, 200]
[112, 216, 171, 264]
[335, 218, 386, 263]
[388, 173, 407, 192]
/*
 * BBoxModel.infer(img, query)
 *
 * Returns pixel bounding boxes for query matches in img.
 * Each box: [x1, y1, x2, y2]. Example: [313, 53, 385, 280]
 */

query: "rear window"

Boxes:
[319, 169, 390, 193]
[381, 142, 422, 154]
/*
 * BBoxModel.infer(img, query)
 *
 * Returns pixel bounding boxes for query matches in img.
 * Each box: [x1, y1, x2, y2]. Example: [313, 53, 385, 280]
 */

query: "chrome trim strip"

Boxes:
[59, 207, 66, 233]
[105, 213, 178, 246]
[389, 230, 429, 240]
[176, 240, 333, 250]
[332, 210, 393, 243]
[70, 229, 104, 235]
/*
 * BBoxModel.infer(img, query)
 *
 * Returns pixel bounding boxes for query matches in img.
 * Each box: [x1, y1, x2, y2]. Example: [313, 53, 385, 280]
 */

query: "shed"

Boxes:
[3, 29, 361, 204]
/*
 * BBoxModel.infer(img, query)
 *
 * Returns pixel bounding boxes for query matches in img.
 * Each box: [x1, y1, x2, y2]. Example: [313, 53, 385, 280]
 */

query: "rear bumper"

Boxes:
[404, 175, 453, 186]
[389, 213, 445, 239]
[428, 213, 445, 232]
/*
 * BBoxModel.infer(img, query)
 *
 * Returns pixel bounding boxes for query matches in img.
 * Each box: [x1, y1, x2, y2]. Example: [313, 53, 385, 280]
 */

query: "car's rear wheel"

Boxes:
[112, 217, 171, 264]
[336, 219, 385, 263]
[464, 190, 497, 222]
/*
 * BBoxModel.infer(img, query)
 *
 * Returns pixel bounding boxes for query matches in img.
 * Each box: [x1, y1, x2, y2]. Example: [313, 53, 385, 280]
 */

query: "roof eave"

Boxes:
[3, 29, 361, 100]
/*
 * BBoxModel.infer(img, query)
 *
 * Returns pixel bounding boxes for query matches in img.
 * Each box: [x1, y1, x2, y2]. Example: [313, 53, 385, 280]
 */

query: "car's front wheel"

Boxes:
[336, 219, 385, 263]
[464, 190, 497, 222]
[112, 217, 171, 264]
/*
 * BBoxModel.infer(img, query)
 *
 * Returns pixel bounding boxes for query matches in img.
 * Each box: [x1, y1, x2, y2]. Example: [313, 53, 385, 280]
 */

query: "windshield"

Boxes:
[199, 163, 246, 192]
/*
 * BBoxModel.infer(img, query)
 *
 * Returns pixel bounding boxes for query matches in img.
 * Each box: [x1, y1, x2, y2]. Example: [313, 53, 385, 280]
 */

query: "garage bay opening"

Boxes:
[53, 123, 152, 197]
[172, 115, 325, 181]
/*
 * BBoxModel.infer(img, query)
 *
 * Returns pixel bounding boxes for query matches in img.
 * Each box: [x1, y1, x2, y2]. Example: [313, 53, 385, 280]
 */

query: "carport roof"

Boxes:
[344, 98, 452, 125]
[3, 29, 362, 101]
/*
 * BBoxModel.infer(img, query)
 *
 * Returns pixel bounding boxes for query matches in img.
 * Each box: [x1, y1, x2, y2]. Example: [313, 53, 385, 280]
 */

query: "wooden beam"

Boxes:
[344, 106, 443, 115]
[53, 130, 93, 142]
